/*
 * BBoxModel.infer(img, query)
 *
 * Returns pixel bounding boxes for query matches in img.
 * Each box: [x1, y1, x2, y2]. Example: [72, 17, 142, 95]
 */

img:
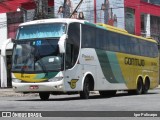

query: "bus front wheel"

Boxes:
[80, 77, 90, 99]
[39, 92, 50, 100]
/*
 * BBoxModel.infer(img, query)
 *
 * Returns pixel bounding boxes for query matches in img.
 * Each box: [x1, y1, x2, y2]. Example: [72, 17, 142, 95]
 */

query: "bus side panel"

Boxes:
[95, 49, 128, 90]
[116, 53, 159, 89]
[64, 48, 159, 92]
[95, 50, 159, 90]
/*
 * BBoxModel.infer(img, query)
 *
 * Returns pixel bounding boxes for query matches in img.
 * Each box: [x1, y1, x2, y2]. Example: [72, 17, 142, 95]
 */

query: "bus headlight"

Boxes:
[48, 77, 63, 82]
[12, 79, 21, 83]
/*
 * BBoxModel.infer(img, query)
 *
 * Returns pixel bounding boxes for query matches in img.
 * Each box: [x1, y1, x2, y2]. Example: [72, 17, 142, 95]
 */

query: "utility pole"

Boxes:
[34, 0, 48, 20]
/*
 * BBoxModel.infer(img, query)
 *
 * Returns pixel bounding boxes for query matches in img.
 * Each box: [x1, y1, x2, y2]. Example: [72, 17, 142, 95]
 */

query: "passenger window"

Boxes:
[140, 41, 148, 57]
[130, 37, 139, 55]
[82, 25, 96, 48]
[108, 32, 119, 52]
[150, 43, 158, 57]
[120, 35, 130, 53]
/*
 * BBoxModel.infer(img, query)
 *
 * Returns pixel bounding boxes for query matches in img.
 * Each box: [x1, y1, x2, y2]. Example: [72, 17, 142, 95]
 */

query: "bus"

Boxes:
[11, 18, 159, 100]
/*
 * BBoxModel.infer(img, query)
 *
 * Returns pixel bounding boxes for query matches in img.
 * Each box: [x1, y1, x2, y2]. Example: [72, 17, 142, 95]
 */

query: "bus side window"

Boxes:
[96, 29, 106, 50]
[140, 40, 147, 56]
[130, 37, 139, 55]
[120, 35, 129, 53]
[82, 25, 96, 48]
[153, 44, 159, 57]
[104, 31, 109, 50]
[111, 32, 119, 52]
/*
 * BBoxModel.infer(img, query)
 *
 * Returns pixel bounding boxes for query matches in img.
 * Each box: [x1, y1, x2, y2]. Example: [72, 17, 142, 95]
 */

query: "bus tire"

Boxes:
[99, 90, 116, 97]
[80, 77, 90, 99]
[128, 78, 143, 95]
[142, 78, 150, 94]
[136, 78, 143, 95]
[39, 92, 50, 100]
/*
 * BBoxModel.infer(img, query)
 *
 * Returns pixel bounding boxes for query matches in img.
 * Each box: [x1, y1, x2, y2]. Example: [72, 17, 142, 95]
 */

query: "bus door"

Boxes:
[63, 23, 81, 91]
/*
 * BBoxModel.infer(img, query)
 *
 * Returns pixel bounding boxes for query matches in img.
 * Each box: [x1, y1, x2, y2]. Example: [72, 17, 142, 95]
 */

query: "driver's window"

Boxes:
[65, 23, 80, 69]
[65, 43, 72, 68]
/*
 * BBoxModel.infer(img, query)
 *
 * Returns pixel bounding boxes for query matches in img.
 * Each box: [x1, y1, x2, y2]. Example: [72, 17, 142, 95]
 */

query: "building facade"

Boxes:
[125, 0, 160, 42]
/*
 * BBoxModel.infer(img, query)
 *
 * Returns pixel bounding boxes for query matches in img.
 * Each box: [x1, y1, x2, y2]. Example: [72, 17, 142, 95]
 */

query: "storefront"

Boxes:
[125, 0, 160, 42]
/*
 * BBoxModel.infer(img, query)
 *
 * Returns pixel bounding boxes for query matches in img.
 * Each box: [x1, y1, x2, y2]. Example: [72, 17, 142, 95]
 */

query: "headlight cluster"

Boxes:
[12, 79, 21, 83]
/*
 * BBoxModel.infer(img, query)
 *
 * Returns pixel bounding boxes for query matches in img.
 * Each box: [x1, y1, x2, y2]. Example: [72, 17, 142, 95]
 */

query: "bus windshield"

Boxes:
[12, 39, 62, 72]
[17, 23, 66, 40]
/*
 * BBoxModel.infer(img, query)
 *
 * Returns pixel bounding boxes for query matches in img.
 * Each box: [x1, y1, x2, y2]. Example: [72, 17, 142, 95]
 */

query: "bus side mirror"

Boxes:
[11, 38, 16, 43]
[58, 34, 67, 53]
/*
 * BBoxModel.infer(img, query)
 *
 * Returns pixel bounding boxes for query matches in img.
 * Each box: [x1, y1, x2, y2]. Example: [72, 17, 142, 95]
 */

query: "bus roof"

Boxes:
[19, 18, 86, 26]
[96, 23, 157, 43]
[19, 18, 157, 43]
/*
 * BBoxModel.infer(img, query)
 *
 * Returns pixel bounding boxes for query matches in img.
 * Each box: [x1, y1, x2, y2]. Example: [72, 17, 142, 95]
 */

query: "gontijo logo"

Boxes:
[124, 57, 145, 66]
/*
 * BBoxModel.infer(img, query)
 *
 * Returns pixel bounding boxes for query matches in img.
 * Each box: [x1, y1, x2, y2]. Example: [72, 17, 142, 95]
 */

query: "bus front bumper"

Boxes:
[12, 80, 64, 93]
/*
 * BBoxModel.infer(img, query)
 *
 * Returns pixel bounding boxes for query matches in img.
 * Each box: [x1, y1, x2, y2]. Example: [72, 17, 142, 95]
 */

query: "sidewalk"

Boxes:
[0, 88, 22, 97]
[0, 88, 38, 97]
[0, 85, 160, 97]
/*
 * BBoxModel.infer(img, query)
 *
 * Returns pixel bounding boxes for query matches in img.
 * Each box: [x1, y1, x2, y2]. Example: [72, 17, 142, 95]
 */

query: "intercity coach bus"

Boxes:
[11, 18, 159, 100]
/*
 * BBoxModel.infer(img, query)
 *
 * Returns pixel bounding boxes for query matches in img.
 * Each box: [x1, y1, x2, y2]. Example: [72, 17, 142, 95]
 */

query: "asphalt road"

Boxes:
[0, 89, 160, 120]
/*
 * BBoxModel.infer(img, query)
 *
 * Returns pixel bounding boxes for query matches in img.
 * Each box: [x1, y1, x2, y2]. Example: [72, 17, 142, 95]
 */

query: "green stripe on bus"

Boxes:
[107, 52, 125, 83]
[84, 21, 96, 27]
[35, 73, 46, 79]
[96, 49, 117, 83]
[96, 25, 106, 30]
[43, 72, 58, 79]
[96, 50, 125, 83]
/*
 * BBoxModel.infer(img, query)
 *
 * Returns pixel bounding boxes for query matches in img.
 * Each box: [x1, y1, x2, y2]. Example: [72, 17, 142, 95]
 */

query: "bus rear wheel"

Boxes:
[39, 92, 50, 100]
[99, 91, 117, 97]
[80, 77, 90, 99]
[137, 79, 143, 94]
[128, 78, 143, 95]
[142, 78, 150, 94]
